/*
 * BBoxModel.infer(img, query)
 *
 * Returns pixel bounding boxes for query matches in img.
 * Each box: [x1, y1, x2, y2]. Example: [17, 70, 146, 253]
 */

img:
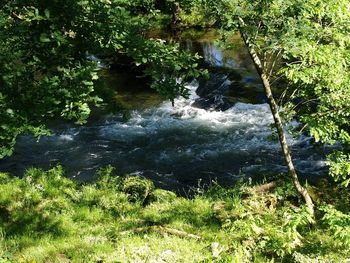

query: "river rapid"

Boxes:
[0, 32, 331, 192]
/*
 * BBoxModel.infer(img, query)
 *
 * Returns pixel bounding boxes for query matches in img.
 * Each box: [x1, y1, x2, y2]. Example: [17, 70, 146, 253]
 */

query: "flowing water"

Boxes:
[0, 33, 331, 191]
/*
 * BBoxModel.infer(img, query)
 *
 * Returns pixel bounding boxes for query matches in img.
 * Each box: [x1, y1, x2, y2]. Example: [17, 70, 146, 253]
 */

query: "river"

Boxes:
[0, 31, 331, 192]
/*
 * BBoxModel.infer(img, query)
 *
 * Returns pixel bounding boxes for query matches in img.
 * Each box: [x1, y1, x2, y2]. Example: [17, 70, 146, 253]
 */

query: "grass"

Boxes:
[0, 166, 349, 262]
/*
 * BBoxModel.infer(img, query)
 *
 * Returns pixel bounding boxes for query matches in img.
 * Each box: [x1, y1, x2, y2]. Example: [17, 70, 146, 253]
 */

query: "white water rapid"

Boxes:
[0, 81, 329, 191]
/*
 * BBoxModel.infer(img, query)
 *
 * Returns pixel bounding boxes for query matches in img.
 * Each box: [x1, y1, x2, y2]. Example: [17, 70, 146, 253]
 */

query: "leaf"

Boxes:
[40, 33, 51, 43]
[44, 9, 50, 19]
[174, 65, 181, 71]
[82, 81, 94, 86]
[6, 109, 14, 116]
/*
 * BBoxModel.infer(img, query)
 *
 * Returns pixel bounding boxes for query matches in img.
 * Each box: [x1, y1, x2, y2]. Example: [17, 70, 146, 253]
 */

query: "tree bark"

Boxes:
[238, 18, 314, 216]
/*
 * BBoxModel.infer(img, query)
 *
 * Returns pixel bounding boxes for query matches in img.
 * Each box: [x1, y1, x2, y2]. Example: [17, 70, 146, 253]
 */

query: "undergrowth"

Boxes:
[0, 166, 349, 262]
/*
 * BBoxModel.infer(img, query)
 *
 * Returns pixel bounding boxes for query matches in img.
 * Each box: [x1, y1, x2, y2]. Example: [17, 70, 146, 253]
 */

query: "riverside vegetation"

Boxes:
[1, 0, 350, 262]
[0, 166, 349, 262]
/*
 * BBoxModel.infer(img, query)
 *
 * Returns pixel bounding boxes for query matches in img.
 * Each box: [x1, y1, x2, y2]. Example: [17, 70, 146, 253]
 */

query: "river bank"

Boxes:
[1, 166, 349, 262]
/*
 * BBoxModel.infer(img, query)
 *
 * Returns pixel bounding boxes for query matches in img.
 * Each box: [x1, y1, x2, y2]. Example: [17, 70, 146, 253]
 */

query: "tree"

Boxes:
[238, 17, 314, 216]
[0, 0, 202, 157]
[204, 0, 350, 214]
[278, 1, 350, 188]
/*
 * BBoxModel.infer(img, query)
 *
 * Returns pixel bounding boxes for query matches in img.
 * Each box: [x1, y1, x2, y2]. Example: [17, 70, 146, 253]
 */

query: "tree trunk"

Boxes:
[238, 18, 314, 216]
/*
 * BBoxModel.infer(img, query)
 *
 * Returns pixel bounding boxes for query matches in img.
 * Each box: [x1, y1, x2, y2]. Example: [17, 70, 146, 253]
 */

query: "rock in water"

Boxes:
[193, 72, 235, 111]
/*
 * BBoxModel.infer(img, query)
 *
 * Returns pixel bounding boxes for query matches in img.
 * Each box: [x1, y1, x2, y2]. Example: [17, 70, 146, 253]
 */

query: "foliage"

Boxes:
[0, 0, 203, 158]
[327, 152, 350, 187]
[321, 205, 350, 250]
[1, 167, 350, 262]
[274, 0, 350, 187]
[204, 0, 350, 187]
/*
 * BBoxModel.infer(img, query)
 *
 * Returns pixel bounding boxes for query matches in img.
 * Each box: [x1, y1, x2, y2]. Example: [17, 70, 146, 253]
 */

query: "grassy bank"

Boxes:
[0, 166, 349, 262]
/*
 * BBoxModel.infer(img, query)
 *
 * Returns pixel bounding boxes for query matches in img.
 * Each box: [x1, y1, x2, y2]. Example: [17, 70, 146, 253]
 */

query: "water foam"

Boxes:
[0, 82, 330, 188]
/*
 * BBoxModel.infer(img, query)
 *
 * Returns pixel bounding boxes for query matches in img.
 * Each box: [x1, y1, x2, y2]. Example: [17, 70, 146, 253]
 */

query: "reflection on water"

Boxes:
[181, 30, 257, 72]
[202, 42, 238, 68]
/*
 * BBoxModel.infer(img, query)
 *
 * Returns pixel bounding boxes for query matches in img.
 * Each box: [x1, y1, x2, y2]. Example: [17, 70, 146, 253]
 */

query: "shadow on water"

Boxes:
[0, 29, 333, 193]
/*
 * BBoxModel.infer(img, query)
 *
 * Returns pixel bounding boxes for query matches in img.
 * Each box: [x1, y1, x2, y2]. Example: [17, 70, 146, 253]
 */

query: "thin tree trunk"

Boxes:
[238, 18, 314, 216]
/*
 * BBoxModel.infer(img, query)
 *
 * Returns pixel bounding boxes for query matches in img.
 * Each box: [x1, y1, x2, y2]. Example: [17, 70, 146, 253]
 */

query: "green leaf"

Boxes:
[44, 9, 50, 19]
[40, 33, 51, 43]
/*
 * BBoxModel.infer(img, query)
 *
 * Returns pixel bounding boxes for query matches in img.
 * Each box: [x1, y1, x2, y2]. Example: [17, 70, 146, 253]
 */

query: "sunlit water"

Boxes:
[0, 35, 332, 191]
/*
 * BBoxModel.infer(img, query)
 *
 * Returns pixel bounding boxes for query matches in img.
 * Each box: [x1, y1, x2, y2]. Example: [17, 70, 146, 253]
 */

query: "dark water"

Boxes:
[0, 33, 332, 191]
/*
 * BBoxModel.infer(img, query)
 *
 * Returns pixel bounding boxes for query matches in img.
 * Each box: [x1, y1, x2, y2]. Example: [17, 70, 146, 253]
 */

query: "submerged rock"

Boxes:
[193, 68, 266, 111]
[193, 72, 237, 111]
[196, 72, 232, 97]
[191, 95, 233, 111]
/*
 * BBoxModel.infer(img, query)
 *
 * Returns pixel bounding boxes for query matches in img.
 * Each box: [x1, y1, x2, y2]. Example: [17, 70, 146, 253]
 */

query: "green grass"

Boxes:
[0, 166, 349, 262]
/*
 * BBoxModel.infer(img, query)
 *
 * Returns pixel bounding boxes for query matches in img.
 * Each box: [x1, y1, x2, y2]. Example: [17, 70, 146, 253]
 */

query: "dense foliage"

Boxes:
[0, 0, 202, 157]
[0, 167, 349, 262]
[197, 0, 350, 187]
